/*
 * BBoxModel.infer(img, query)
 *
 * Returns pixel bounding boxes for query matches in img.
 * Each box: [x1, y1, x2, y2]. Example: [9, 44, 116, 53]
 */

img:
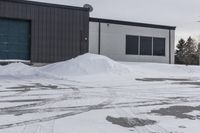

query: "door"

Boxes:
[0, 18, 30, 60]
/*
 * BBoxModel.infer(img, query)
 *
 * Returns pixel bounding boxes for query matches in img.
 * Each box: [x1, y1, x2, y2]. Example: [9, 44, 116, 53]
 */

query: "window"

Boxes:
[140, 36, 152, 55]
[126, 35, 139, 55]
[153, 37, 165, 56]
[126, 35, 166, 57]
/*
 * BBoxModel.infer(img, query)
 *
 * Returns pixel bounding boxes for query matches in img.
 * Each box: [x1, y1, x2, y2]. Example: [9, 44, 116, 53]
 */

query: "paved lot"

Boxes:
[0, 77, 200, 133]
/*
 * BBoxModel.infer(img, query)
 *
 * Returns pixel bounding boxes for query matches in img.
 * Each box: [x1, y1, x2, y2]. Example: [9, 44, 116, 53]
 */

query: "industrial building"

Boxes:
[0, 0, 89, 63]
[0, 0, 176, 64]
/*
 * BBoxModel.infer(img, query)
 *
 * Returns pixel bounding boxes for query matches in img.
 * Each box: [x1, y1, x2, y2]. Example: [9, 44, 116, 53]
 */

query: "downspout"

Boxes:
[98, 22, 101, 55]
[169, 30, 171, 64]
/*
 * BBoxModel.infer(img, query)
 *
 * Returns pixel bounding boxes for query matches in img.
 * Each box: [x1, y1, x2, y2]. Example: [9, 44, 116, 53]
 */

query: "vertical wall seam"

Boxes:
[152, 37, 153, 56]
[138, 36, 140, 55]
[98, 22, 101, 55]
[169, 30, 171, 64]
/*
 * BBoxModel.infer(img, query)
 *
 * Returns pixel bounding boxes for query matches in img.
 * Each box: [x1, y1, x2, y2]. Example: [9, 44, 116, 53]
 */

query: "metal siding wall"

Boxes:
[0, 0, 89, 63]
[91, 22, 171, 64]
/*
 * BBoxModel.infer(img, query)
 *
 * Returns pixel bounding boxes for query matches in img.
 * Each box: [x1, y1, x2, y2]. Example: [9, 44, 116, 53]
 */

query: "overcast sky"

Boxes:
[31, 0, 200, 43]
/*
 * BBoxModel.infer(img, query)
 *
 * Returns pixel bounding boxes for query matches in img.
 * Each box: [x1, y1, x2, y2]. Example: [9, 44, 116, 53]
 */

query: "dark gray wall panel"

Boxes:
[0, 0, 89, 63]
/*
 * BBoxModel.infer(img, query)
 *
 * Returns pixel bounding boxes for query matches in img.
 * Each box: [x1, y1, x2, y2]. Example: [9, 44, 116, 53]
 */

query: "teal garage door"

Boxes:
[0, 18, 30, 60]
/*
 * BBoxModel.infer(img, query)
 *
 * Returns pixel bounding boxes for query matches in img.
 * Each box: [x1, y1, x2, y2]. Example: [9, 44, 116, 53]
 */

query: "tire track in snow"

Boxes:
[0, 100, 111, 130]
[0, 86, 80, 111]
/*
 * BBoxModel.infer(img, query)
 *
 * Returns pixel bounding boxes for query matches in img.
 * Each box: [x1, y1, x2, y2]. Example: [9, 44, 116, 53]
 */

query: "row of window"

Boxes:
[126, 35, 166, 56]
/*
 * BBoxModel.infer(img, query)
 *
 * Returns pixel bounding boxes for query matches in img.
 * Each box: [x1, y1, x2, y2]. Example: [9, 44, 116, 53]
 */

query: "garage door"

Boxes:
[0, 18, 30, 60]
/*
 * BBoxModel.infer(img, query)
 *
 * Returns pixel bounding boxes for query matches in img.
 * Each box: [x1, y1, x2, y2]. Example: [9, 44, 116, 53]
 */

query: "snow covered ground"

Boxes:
[0, 54, 200, 133]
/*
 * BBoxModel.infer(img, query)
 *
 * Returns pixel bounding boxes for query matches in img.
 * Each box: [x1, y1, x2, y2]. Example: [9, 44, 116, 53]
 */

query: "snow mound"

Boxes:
[0, 63, 36, 76]
[40, 53, 130, 77]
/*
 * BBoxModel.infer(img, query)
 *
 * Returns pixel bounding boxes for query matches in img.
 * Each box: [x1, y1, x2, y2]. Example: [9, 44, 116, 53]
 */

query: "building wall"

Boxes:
[89, 22, 99, 55]
[89, 21, 175, 64]
[0, 0, 89, 63]
[170, 30, 175, 64]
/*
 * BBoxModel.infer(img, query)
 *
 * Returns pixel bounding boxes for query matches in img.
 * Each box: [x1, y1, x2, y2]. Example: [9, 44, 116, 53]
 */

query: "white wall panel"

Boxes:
[89, 22, 99, 54]
[89, 21, 175, 64]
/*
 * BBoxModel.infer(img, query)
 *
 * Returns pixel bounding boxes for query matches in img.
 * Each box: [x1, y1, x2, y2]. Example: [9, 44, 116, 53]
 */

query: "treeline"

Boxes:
[175, 37, 200, 65]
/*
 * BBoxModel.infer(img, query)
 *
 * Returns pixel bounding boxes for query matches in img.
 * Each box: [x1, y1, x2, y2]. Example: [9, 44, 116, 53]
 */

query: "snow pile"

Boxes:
[0, 63, 36, 76]
[0, 54, 131, 78]
[1, 53, 200, 79]
[40, 54, 130, 77]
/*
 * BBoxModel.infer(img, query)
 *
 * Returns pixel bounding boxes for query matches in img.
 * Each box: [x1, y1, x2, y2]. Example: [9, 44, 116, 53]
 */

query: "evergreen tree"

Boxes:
[197, 43, 200, 54]
[175, 37, 199, 65]
[175, 38, 186, 64]
[197, 43, 200, 64]
[184, 37, 197, 65]
[185, 37, 196, 54]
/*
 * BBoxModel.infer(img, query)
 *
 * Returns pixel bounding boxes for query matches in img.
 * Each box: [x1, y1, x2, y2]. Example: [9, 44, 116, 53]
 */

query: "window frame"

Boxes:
[153, 37, 166, 56]
[125, 35, 166, 57]
[125, 35, 139, 55]
[139, 36, 153, 56]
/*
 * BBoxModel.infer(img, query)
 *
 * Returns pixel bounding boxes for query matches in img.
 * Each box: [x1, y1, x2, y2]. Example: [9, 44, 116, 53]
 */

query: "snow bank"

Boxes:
[0, 54, 130, 78]
[0, 53, 200, 79]
[40, 53, 130, 77]
[0, 63, 36, 76]
[122, 62, 200, 78]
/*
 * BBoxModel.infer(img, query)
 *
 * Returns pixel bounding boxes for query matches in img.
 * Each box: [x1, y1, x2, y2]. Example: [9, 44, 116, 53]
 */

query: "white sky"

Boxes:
[31, 0, 200, 44]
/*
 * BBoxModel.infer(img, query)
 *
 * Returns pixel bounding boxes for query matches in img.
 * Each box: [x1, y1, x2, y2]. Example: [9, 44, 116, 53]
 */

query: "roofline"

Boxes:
[0, 0, 89, 11]
[89, 18, 176, 30]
